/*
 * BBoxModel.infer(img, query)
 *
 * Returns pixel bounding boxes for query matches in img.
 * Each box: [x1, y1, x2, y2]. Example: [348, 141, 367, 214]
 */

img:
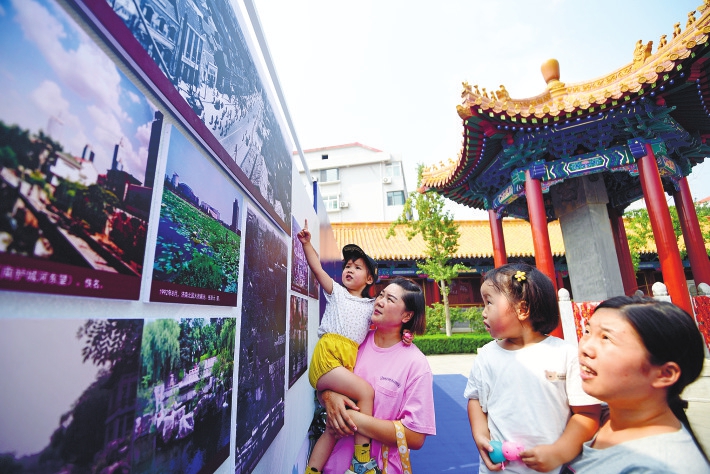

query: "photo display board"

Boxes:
[0, 0, 162, 300]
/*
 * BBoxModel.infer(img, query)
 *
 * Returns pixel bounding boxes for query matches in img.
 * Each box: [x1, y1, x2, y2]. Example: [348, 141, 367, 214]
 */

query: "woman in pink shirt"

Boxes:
[319, 277, 436, 474]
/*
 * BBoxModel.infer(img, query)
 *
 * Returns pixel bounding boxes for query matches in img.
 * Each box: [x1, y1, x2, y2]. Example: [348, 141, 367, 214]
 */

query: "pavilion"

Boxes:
[420, 3, 710, 318]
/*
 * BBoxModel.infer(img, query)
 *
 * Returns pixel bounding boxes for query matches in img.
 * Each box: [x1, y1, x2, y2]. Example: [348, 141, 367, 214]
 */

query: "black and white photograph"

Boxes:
[95, 0, 293, 233]
[234, 207, 287, 473]
[290, 216, 308, 296]
[288, 294, 308, 388]
[150, 126, 243, 307]
[0, 0, 161, 300]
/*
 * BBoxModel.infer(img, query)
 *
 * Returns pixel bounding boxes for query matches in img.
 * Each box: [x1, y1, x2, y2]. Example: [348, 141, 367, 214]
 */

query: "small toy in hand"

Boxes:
[489, 440, 524, 469]
[401, 329, 413, 345]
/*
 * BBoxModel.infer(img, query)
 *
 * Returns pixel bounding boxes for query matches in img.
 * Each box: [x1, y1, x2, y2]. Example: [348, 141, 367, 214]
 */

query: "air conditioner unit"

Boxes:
[339, 201, 349, 208]
[382, 177, 392, 184]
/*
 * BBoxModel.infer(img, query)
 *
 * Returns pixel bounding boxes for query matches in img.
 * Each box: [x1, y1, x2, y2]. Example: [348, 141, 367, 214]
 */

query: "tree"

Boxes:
[387, 164, 467, 336]
[140, 319, 181, 386]
[625, 201, 710, 271]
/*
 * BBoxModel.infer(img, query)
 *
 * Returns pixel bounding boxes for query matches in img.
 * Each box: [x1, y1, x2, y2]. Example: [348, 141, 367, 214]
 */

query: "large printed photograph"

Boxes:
[235, 207, 287, 473]
[92, 0, 293, 233]
[0, 0, 161, 300]
[132, 317, 235, 474]
[290, 216, 308, 295]
[288, 294, 308, 388]
[150, 126, 243, 306]
[0, 317, 235, 474]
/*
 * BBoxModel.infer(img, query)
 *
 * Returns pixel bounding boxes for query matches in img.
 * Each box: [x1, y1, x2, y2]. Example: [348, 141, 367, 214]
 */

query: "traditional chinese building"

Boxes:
[419, 4, 710, 318]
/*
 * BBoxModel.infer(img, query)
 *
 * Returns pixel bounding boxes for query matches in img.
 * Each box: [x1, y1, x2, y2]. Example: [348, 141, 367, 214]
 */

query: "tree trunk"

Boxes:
[441, 280, 452, 337]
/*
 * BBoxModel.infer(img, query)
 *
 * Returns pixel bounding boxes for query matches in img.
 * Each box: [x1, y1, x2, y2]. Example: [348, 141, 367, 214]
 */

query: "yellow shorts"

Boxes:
[308, 333, 359, 388]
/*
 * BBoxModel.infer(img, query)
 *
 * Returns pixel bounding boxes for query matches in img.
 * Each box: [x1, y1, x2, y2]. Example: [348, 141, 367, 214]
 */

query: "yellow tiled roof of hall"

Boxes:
[331, 219, 565, 261]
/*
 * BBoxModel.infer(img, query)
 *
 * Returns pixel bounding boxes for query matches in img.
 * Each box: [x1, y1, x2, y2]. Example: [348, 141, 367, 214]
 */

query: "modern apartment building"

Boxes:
[296, 143, 410, 223]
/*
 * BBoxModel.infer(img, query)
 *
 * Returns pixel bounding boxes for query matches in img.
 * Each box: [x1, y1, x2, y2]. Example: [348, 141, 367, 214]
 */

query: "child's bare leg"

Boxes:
[305, 428, 337, 473]
[317, 367, 377, 472]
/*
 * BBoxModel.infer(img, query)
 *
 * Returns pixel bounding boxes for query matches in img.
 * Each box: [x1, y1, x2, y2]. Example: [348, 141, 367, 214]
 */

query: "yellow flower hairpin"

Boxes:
[514, 270, 526, 282]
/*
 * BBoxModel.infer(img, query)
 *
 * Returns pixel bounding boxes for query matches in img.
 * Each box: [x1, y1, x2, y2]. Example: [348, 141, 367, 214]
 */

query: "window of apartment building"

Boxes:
[319, 168, 339, 183]
[323, 195, 339, 211]
[385, 162, 402, 178]
[386, 190, 406, 206]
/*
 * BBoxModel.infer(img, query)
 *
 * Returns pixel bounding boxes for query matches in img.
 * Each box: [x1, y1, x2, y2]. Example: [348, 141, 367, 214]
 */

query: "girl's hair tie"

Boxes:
[514, 270, 526, 282]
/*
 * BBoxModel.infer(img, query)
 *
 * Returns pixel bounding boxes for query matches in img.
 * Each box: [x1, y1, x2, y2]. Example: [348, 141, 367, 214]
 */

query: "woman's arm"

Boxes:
[320, 390, 427, 449]
[519, 404, 601, 472]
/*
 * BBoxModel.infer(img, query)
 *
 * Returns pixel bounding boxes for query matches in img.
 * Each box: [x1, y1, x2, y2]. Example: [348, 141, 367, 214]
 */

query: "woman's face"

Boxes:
[578, 308, 656, 405]
[372, 283, 411, 329]
[480, 280, 522, 339]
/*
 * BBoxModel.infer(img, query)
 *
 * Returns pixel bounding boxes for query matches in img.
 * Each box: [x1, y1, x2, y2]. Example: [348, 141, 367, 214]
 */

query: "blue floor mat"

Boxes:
[410, 374, 479, 473]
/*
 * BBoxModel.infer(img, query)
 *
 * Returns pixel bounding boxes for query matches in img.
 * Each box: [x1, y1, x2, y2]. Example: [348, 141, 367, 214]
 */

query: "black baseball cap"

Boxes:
[342, 244, 379, 283]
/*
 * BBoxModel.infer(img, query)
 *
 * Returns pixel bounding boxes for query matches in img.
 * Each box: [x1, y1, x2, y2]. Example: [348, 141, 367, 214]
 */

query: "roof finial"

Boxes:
[541, 59, 566, 99]
[541, 58, 560, 83]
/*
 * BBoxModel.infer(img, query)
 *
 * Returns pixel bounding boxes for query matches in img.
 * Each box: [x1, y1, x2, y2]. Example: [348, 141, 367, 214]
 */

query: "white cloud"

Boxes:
[12, 0, 126, 121]
[30, 80, 69, 118]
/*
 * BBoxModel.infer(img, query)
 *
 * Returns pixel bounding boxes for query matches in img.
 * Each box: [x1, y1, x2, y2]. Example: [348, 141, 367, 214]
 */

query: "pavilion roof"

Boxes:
[422, 5, 710, 220]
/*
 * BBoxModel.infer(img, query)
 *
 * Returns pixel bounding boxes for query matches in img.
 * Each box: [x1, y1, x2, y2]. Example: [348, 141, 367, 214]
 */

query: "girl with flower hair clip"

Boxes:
[464, 263, 601, 473]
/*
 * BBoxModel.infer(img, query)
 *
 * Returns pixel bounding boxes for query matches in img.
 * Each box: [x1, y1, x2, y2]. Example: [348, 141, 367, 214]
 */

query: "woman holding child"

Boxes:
[319, 277, 436, 474]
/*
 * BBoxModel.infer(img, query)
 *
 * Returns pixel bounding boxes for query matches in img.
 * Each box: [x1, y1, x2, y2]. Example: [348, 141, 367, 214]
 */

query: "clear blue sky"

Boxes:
[253, 0, 709, 218]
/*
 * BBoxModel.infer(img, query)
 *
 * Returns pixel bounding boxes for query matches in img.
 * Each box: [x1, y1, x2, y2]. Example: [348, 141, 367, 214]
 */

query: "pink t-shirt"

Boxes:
[322, 330, 436, 474]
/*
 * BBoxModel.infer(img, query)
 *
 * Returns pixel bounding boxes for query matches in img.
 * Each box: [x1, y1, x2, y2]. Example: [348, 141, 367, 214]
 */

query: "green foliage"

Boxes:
[412, 333, 492, 355]
[0, 120, 62, 172]
[72, 184, 119, 233]
[154, 190, 241, 292]
[174, 253, 223, 290]
[425, 303, 485, 334]
[0, 145, 18, 169]
[625, 202, 710, 271]
[387, 164, 466, 335]
[140, 319, 181, 386]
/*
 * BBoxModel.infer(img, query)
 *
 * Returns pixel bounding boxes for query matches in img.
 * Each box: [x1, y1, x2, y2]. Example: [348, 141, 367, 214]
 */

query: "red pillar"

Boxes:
[608, 207, 639, 295]
[488, 209, 508, 268]
[525, 170, 563, 337]
[555, 271, 565, 292]
[638, 143, 692, 314]
[673, 176, 710, 286]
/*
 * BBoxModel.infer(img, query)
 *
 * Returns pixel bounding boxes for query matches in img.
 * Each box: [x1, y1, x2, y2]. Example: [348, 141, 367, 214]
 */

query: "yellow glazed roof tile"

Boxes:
[331, 219, 565, 261]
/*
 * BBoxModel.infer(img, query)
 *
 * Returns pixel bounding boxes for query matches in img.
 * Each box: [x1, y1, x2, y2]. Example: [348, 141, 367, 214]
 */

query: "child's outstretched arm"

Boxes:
[296, 219, 333, 294]
[467, 399, 503, 471]
[519, 404, 601, 472]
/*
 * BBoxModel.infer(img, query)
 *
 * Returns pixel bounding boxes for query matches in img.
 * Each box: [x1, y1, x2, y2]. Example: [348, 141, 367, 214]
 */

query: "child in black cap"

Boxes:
[297, 219, 381, 474]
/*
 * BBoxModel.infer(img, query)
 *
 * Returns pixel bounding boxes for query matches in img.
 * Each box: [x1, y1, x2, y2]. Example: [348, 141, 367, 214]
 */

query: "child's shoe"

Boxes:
[344, 457, 381, 474]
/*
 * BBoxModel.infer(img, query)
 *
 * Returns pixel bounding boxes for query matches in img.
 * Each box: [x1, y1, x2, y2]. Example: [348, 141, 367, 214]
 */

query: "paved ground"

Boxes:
[426, 353, 710, 453]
